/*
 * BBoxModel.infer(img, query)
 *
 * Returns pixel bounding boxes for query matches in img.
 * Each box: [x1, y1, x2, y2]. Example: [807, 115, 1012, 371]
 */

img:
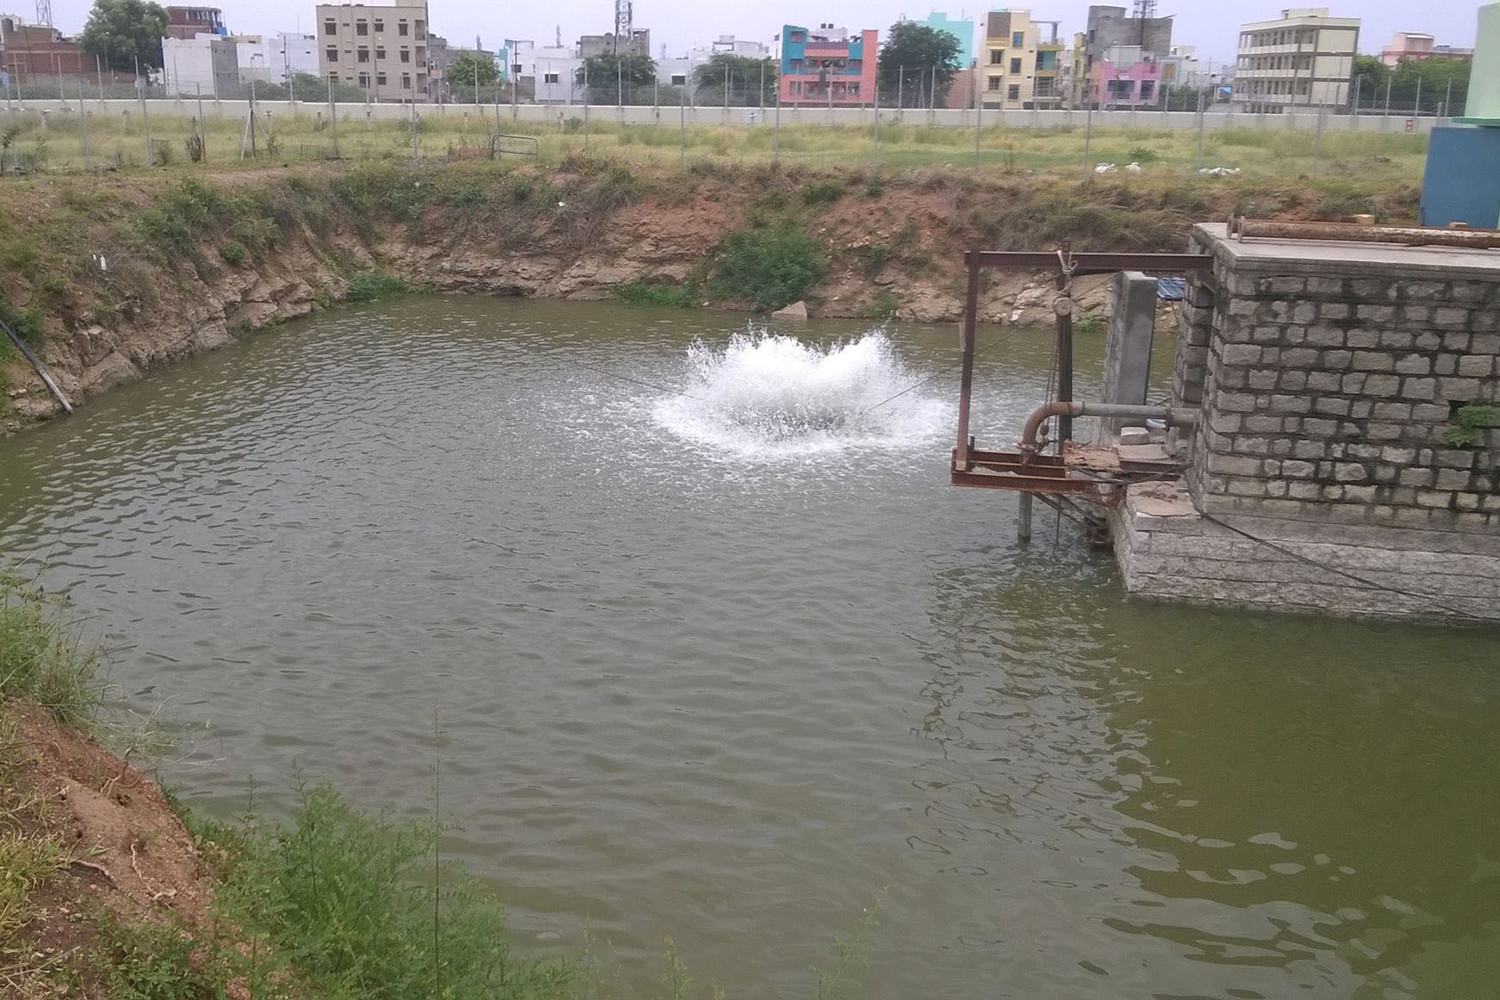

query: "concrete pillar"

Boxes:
[1098, 270, 1158, 441]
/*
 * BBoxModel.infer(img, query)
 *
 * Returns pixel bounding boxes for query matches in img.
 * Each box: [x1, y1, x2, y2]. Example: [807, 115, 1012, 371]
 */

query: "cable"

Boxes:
[858, 359, 965, 415]
[558, 357, 706, 401]
[1197, 511, 1490, 623]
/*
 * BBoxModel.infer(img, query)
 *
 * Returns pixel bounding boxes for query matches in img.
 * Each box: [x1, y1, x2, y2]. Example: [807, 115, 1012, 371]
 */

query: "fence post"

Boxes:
[1194, 90, 1205, 173]
[79, 84, 88, 165]
[196, 83, 206, 161]
[1083, 97, 1093, 179]
[679, 83, 685, 165]
[329, 78, 339, 158]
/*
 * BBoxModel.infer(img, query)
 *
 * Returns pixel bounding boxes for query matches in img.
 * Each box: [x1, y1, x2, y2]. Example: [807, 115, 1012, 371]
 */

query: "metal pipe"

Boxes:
[1231, 217, 1500, 249]
[0, 317, 72, 414]
[1019, 401, 1196, 455]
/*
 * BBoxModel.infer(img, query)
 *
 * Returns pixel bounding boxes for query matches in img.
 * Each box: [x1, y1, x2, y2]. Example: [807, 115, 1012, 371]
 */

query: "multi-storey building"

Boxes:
[1082, 4, 1171, 75]
[982, 10, 1039, 108]
[1035, 23, 1064, 107]
[1233, 7, 1359, 113]
[1380, 31, 1472, 66]
[1092, 43, 1163, 108]
[164, 6, 226, 40]
[315, 0, 433, 101]
[777, 23, 876, 106]
[579, 29, 650, 59]
[922, 12, 976, 67]
[0, 16, 88, 84]
[162, 33, 239, 95]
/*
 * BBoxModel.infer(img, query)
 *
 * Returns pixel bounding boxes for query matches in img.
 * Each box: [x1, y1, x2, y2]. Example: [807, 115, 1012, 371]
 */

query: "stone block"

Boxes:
[1221, 343, 1261, 366]
[1346, 329, 1381, 349]
[1433, 354, 1458, 376]
[1356, 304, 1398, 324]
[1281, 348, 1319, 367]
[1269, 394, 1312, 414]
[1400, 378, 1436, 401]
[1323, 350, 1354, 369]
[1306, 277, 1345, 296]
[1281, 370, 1309, 391]
[1367, 423, 1405, 441]
[1381, 446, 1417, 464]
[1436, 469, 1473, 490]
[1394, 353, 1432, 375]
[1372, 401, 1411, 420]
[1313, 397, 1350, 417]
[1248, 369, 1279, 390]
[1472, 333, 1500, 355]
[1442, 332, 1472, 351]
[1282, 460, 1318, 479]
[1363, 374, 1401, 396]
[1288, 481, 1321, 499]
[1434, 306, 1471, 330]
[1458, 354, 1496, 378]
[1436, 449, 1477, 469]
[1352, 351, 1395, 372]
[1216, 392, 1258, 413]
[1319, 303, 1351, 322]
[1293, 440, 1326, 460]
[1348, 443, 1382, 460]
[1439, 378, 1482, 400]
[1402, 280, 1446, 301]
[1335, 463, 1368, 482]
[1243, 415, 1283, 433]
[1417, 490, 1454, 509]
[1307, 371, 1342, 391]
[1292, 302, 1318, 324]
[1207, 454, 1263, 477]
[1343, 485, 1378, 503]
[1303, 417, 1339, 437]
[1412, 403, 1450, 422]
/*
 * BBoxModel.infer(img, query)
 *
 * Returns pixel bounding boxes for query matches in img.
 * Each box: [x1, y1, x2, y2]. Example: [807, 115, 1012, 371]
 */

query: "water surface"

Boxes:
[1, 298, 1495, 999]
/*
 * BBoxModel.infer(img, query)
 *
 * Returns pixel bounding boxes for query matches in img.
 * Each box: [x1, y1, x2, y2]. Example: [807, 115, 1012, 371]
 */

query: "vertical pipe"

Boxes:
[617, 57, 622, 108]
[1353, 74, 1360, 129]
[1414, 75, 1422, 118]
[1194, 90, 1205, 172]
[1312, 102, 1324, 175]
[871, 70, 878, 159]
[1017, 493, 1033, 543]
[1054, 249, 1074, 445]
[773, 71, 780, 164]
[583, 62, 590, 153]
[897, 65, 903, 111]
[1445, 79, 1453, 120]
[955, 251, 980, 470]
[79, 84, 88, 164]
[1083, 97, 1093, 179]
[97, 53, 104, 103]
[329, 77, 338, 158]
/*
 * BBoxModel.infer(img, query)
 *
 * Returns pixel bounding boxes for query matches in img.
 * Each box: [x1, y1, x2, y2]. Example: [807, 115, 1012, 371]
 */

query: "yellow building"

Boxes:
[982, 9, 1039, 108]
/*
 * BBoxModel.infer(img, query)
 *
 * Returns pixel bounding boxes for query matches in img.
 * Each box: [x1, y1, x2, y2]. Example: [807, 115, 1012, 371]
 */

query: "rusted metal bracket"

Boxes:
[952, 247, 1211, 506]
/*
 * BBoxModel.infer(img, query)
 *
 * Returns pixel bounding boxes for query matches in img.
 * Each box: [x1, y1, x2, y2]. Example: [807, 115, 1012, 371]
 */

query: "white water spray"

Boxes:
[653, 331, 949, 459]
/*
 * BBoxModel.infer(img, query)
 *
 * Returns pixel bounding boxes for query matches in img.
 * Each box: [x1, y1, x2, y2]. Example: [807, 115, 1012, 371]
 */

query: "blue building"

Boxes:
[922, 11, 976, 66]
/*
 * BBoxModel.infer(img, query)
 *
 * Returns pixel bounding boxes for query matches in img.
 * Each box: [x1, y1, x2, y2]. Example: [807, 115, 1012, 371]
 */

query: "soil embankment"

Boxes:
[0, 158, 1419, 430]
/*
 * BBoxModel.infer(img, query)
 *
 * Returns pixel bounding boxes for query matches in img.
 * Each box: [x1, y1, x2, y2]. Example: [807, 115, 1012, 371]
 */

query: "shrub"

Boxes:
[0, 572, 102, 727]
[218, 241, 247, 267]
[0, 296, 44, 346]
[709, 224, 824, 312]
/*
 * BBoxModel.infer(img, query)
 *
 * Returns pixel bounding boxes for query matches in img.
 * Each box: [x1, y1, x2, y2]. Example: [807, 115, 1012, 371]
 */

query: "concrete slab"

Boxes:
[1192, 223, 1500, 279]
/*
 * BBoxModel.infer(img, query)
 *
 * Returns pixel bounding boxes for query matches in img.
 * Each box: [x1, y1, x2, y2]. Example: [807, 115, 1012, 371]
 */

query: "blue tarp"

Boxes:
[1156, 277, 1186, 301]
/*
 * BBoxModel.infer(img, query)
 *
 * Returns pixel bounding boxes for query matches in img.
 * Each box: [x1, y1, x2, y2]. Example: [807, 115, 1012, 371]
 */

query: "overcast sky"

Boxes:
[44, 1, 1485, 64]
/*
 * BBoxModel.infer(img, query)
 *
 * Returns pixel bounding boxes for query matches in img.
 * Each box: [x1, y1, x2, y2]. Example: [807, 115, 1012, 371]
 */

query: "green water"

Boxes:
[0, 298, 1495, 999]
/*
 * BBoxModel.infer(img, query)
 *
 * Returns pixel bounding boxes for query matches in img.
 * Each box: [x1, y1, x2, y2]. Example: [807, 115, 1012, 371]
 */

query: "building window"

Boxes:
[398, 21, 409, 36]
[323, 19, 336, 36]
[373, 18, 383, 32]
[325, 46, 337, 62]
[355, 20, 367, 36]
[358, 72, 370, 87]
[376, 72, 387, 86]
[400, 48, 410, 63]
[988, 76, 1001, 90]
[1008, 84, 1020, 100]
[357, 47, 369, 63]
[543, 72, 559, 83]
[671, 73, 686, 85]
[1139, 80, 1155, 100]
[415, 20, 425, 40]
[1010, 58, 1022, 73]
[990, 50, 1003, 64]
[375, 46, 385, 59]
[1012, 31, 1024, 47]
[790, 31, 804, 42]
[328, 72, 339, 82]
[401, 73, 411, 88]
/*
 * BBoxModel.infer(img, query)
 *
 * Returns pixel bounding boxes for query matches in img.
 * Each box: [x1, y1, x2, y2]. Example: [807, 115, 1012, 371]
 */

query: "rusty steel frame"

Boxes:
[952, 247, 1213, 502]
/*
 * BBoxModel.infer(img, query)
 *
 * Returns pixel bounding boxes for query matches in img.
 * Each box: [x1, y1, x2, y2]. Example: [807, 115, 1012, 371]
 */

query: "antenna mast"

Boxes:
[35, 0, 52, 26]
[613, 0, 632, 54]
[1132, 0, 1156, 47]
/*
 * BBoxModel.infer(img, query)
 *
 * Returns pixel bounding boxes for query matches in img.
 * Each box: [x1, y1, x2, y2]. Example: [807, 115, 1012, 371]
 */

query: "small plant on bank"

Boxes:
[709, 224, 825, 313]
[800, 180, 845, 207]
[217, 241, 247, 267]
[1073, 313, 1104, 336]
[1445, 404, 1499, 448]
[0, 572, 104, 727]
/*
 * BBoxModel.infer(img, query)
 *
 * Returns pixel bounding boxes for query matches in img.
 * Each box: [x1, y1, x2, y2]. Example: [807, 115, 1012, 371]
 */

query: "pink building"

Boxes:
[778, 23, 878, 106]
[1379, 31, 1472, 66]
[1092, 49, 1165, 109]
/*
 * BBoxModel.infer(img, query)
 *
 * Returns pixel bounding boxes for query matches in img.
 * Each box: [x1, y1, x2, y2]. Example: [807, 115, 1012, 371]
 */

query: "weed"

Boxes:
[345, 272, 417, 302]
[97, 914, 221, 1000]
[0, 296, 45, 346]
[709, 224, 825, 313]
[800, 180, 845, 207]
[0, 830, 65, 948]
[1445, 404, 1499, 448]
[615, 280, 698, 308]
[1127, 145, 1161, 163]
[1074, 314, 1104, 336]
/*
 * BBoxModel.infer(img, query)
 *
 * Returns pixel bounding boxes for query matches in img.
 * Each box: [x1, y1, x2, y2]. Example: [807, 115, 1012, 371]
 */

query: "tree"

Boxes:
[691, 53, 777, 107]
[877, 21, 963, 108]
[79, 0, 170, 74]
[575, 52, 657, 104]
[1352, 54, 1469, 113]
[448, 51, 499, 91]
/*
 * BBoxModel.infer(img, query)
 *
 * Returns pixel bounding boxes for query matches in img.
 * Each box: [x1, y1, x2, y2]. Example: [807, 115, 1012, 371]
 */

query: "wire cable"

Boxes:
[1197, 511, 1490, 623]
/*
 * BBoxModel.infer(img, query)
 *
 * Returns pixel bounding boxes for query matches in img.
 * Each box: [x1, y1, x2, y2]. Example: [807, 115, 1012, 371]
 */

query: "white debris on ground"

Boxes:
[1094, 162, 1117, 173]
[1126, 162, 1144, 172]
[1198, 167, 1242, 176]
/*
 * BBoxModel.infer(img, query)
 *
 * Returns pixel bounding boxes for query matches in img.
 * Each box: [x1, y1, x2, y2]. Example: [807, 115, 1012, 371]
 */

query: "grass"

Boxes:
[0, 572, 104, 727]
[615, 280, 700, 307]
[346, 271, 419, 302]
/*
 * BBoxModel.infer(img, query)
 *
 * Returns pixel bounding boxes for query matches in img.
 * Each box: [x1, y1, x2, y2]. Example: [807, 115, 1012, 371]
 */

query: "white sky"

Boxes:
[38, 1, 1486, 65]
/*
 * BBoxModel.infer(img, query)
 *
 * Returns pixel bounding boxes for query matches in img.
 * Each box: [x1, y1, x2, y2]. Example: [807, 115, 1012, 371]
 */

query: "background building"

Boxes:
[1092, 42, 1161, 107]
[922, 11, 976, 67]
[1233, 7, 1359, 113]
[777, 23, 876, 106]
[316, 0, 433, 101]
[165, 6, 226, 40]
[1082, 3, 1171, 75]
[580, 29, 649, 59]
[1380, 31, 1472, 66]
[0, 16, 87, 84]
[982, 10, 1039, 108]
[162, 33, 238, 95]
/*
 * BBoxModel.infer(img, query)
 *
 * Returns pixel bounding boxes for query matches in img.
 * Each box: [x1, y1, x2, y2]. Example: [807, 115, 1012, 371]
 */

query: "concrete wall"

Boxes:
[0, 98, 1449, 133]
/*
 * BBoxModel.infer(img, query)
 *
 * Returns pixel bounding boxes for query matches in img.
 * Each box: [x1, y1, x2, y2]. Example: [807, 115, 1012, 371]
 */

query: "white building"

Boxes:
[711, 35, 769, 58]
[1233, 7, 1360, 112]
[264, 32, 319, 82]
[162, 33, 239, 96]
[525, 43, 580, 103]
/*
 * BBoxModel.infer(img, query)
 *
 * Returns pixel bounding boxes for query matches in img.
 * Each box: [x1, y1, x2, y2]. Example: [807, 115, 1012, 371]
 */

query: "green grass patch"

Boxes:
[217, 241, 247, 267]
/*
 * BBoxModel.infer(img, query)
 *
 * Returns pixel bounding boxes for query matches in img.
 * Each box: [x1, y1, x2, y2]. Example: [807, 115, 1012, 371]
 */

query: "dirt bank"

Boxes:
[0, 158, 1418, 431]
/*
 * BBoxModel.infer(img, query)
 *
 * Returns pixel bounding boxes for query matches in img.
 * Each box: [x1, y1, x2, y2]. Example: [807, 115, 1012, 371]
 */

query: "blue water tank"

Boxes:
[1420, 127, 1500, 229]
